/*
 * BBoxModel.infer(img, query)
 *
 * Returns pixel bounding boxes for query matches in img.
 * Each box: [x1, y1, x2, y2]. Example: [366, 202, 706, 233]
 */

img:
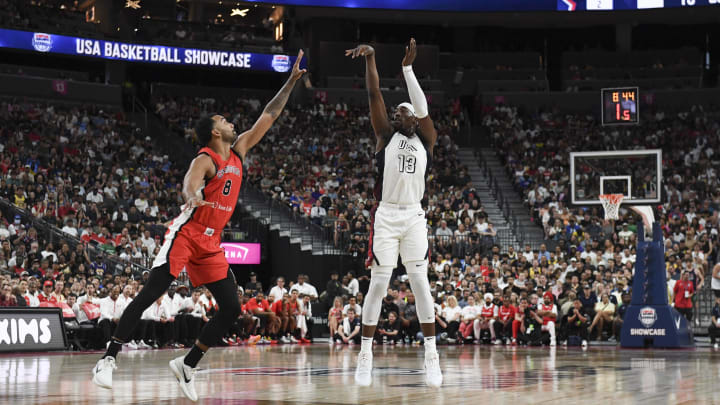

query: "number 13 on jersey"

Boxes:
[397, 154, 416, 174]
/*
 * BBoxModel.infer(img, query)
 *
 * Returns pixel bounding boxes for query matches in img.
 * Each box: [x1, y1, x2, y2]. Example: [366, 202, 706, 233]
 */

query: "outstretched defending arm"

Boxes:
[346, 45, 392, 149]
[233, 50, 307, 161]
[401, 38, 437, 149]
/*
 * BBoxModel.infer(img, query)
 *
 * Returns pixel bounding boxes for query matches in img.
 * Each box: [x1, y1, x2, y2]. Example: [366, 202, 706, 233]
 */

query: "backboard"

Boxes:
[570, 149, 662, 206]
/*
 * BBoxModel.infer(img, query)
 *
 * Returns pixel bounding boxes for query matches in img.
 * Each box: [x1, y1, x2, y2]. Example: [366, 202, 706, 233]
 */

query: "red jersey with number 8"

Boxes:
[192, 147, 243, 230]
[152, 147, 243, 287]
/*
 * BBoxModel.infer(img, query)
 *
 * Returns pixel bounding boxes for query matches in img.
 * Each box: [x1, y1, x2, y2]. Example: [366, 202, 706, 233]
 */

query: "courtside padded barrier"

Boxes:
[621, 223, 694, 348]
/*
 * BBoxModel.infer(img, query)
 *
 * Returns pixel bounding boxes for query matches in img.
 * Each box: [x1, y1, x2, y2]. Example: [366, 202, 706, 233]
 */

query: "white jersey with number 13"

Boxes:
[376, 132, 429, 205]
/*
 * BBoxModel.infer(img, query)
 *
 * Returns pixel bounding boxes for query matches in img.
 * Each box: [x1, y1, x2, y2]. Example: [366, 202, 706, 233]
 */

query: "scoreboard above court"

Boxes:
[601, 87, 639, 126]
[246, 0, 720, 12]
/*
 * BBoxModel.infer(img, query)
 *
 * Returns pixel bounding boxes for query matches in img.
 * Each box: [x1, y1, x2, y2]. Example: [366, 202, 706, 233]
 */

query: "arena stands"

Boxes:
[0, 100, 185, 269]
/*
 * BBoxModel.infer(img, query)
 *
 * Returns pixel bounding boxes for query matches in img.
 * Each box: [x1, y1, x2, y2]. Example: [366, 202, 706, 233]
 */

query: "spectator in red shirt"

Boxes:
[57, 199, 76, 218]
[478, 258, 491, 283]
[300, 194, 313, 217]
[38, 279, 56, 303]
[674, 271, 695, 322]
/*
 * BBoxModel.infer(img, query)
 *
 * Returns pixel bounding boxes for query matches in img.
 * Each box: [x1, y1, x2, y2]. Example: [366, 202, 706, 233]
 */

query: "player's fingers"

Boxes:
[294, 49, 303, 68]
[345, 49, 353, 56]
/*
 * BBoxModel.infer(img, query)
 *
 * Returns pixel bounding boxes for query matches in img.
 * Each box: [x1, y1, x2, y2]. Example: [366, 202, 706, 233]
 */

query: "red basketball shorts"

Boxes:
[153, 218, 228, 287]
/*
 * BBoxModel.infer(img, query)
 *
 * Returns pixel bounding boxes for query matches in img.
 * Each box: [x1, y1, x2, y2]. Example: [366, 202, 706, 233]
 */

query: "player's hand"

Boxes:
[345, 45, 374, 59]
[402, 38, 417, 66]
[185, 197, 212, 210]
[290, 49, 307, 82]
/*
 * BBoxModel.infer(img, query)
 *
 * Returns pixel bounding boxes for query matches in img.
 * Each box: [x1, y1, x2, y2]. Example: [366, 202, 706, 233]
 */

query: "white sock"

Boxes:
[424, 336, 437, 354]
[361, 336, 373, 353]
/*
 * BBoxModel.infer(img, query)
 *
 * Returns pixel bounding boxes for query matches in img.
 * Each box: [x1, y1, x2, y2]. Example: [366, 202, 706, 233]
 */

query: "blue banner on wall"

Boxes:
[0, 28, 305, 72]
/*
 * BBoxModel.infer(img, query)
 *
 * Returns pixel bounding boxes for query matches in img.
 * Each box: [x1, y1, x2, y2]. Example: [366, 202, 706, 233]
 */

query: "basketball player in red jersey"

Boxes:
[538, 292, 558, 346]
[495, 298, 516, 344]
[91, 51, 306, 402]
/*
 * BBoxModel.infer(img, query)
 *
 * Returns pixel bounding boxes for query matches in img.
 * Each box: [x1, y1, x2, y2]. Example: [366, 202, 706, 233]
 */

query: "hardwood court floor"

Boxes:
[2, 343, 718, 404]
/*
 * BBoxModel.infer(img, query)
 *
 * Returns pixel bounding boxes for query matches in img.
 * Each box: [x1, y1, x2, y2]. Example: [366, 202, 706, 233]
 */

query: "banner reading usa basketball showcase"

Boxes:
[0, 28, 304, 72]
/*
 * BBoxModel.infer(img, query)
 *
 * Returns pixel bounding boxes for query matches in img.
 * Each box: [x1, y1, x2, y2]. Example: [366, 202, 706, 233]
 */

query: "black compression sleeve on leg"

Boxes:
[196, 269, 242, 348]
[111, 264, 175, 342]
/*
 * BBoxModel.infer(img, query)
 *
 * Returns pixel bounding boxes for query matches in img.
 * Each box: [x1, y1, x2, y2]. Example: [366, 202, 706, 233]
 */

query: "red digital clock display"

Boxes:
[601, 87, 639, 126]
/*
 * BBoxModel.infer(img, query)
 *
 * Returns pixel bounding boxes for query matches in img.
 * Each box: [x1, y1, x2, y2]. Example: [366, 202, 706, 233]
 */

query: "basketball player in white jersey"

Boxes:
[345, 38, 442, 387]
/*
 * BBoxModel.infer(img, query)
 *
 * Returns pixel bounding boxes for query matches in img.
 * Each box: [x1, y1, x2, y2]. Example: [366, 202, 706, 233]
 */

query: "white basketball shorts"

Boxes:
[366, 201, 429, 267]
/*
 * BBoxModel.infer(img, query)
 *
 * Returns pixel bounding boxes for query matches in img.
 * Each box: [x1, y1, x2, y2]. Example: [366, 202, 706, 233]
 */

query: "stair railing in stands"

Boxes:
[0, 198, 151, 276]
[238, 185, 348, 255]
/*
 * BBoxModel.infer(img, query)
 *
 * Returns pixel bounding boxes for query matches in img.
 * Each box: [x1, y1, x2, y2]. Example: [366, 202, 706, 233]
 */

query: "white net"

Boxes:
[599, 194, 624, 220]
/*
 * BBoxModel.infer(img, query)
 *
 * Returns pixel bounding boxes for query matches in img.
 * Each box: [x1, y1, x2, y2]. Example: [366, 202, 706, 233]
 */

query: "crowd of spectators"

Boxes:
[0, 100, 187, 273]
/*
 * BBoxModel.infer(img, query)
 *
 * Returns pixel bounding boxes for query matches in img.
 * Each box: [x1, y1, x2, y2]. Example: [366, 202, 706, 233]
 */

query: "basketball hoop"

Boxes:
[599, 194, 624, 220]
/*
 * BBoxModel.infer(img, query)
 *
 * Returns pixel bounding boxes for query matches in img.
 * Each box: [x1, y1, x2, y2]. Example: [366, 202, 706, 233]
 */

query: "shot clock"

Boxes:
[601, 87, 639, 126]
